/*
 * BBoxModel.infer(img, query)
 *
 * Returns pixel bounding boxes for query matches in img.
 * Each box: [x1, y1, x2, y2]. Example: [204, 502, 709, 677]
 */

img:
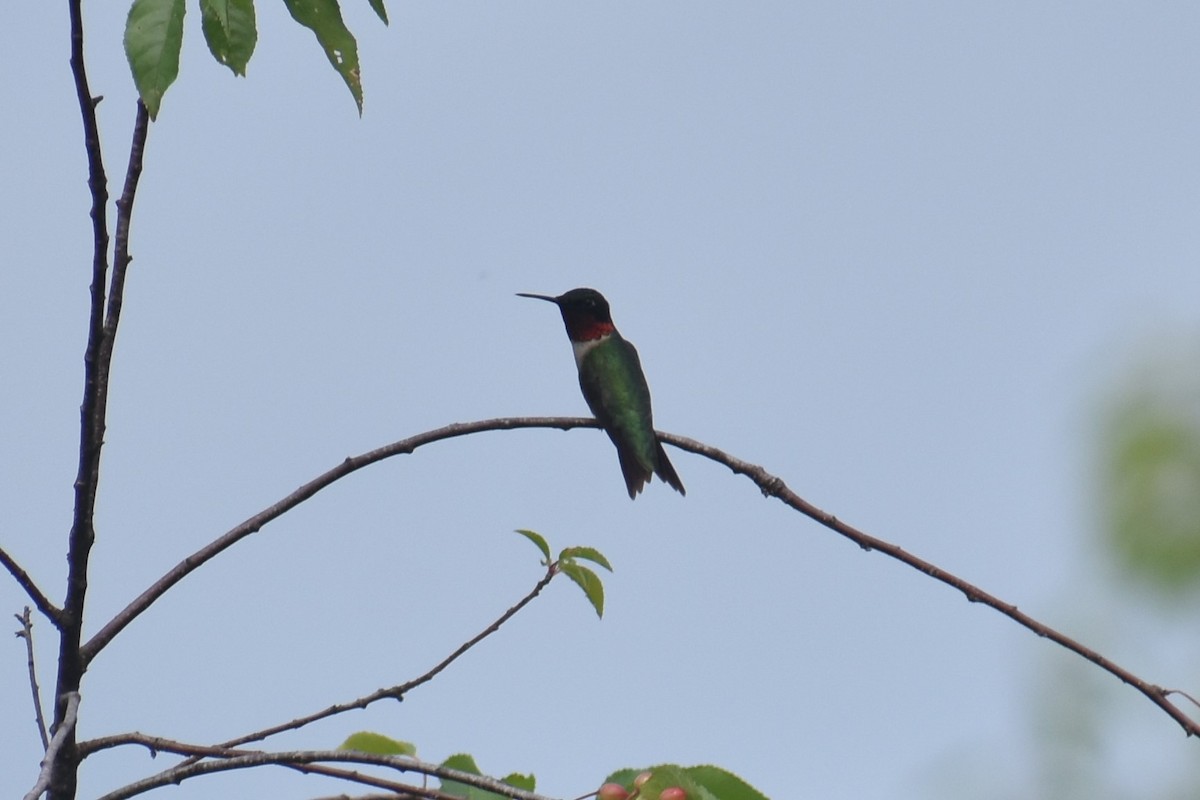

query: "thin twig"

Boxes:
[23, 692, 81, 800]
[78, 565, 559, 761]
[103, 100, 150, 354]
[82, 417, 601, 664]
[656, 430, 1200, 738]
[1165, 688, 1200, 711]
[0, 548, 62, 625]
[210, 564, 557, 751]
[14, 608, 50, 748]
[93, 748, 556, 800]
[392, 562, 558, 696]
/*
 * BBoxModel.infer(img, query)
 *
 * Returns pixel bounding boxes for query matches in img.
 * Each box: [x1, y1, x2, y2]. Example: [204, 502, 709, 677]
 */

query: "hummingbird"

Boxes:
[517, 287, 685, 499]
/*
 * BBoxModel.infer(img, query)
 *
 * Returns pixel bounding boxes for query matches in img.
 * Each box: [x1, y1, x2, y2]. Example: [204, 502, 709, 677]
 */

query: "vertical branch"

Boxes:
[56, 4, 152, 799]
[54, 2, 112, 798]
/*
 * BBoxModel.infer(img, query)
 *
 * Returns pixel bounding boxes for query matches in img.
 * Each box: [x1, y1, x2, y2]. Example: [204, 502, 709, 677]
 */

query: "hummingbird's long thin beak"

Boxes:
[515, 292, 559, 304]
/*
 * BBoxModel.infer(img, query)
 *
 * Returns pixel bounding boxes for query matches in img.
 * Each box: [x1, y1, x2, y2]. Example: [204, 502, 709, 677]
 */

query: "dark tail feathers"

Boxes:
[615, 438, 686, 500]
[653, 439, 686, 497]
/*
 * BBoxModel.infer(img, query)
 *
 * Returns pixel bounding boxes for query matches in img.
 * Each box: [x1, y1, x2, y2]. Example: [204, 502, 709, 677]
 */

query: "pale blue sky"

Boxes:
[4, 3, 1200, 799]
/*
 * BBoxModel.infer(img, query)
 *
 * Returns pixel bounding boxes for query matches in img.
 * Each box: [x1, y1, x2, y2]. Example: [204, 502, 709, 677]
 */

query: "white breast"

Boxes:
[571, 335, 607, 368]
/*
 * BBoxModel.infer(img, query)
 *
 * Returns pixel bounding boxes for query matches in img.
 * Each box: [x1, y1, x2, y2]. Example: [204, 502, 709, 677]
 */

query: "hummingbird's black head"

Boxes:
[516, 287, 615, 342]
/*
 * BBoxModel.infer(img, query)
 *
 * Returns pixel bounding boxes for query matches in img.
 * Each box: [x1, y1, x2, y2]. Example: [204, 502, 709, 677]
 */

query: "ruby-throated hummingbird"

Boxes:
[518, 287, 685, 499]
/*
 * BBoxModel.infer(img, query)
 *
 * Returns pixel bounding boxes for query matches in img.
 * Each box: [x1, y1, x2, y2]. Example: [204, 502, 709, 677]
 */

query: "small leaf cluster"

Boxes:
[516, 529, 613, 618]
[601, 765, 770, 800]
[124, 0, 387, 118]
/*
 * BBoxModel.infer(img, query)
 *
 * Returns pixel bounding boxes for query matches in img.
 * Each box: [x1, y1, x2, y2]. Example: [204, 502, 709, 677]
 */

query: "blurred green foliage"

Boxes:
[1101, 353, 1200, 599]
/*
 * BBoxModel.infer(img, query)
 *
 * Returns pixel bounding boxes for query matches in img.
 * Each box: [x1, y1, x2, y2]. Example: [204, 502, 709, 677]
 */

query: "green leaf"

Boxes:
[438, 754, 511, 800]
[559, 545, 613, 572]
[124, 0, 186, 119]
[337, 731, 416, 756]
[435, 761, 534, 800]
[514, 529, 551, 562]
[366, 0, 388, 24]
[687, 765, 771, 800]
[282, 0, 363, 114]
[441, 753, 482, 774]
[200, 0, 257, 76]
[559, 562, 604, 618]
[501, 772, 536, 791]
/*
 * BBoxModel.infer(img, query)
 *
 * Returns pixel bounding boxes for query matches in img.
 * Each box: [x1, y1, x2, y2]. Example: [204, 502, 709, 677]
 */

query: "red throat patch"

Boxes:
[567, 319, 616, 342]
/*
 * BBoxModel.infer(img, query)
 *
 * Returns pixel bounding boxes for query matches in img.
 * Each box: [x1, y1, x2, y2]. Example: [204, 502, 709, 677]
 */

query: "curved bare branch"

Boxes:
[83, 416, 1200, 741]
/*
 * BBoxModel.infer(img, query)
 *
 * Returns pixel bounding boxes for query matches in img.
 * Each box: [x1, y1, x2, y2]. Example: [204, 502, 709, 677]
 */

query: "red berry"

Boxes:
[597, 783, 629, 800]
[659, 788, 687, 800]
